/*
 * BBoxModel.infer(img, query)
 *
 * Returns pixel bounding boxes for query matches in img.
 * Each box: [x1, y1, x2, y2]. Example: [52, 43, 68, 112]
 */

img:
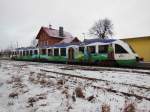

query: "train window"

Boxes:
[26, 51, 29, 55]
[87, 46, 96, 54]
[23, 51, 25, 56]
[30, 50, 33, 56]
[34, 50, 38, 55]
[99, 45, 108, 53]
[115, 44, 128, 53]
[54, 48, 59, 56]
[60, 48, 66, 56]
[42, 49, 46, 55]
[48, 49, 52, 56]
[79, 47, 84, 53]
[20, 51, 22, 56]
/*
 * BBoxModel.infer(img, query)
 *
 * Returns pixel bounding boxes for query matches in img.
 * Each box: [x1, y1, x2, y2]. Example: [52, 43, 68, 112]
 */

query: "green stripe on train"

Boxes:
[16, 55, 66, 62]
[75, 53, 108, 62]
[16, 56, 33, 60]
[32, 55, 66, 62]
[91, 54, 108, 61]
[48, 56, 66, 62]
[116, 59, 137, 66]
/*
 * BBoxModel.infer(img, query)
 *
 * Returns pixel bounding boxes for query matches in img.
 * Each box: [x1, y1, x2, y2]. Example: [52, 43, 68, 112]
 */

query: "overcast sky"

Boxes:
[0, 0, 150, 49]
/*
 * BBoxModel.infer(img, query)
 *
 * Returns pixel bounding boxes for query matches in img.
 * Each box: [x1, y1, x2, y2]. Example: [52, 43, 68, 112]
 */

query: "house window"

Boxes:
[79, 47, 84, 53]
[44, 41, 46, 46]
[99, 45, 108, 53]
[39, 42, 42, 46]
[43, 41, 48, 46]
[54, 48, 59, 56]
[48, 49, 52, 56]
[46, 41, 48, 46]
[60, 48, 66, 56]
[115, 44, 128, 53]
[87, 46, 96, 54]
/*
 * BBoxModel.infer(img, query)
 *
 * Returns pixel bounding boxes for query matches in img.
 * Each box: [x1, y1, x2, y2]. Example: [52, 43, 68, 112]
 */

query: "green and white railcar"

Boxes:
[11, 39, 139, 66]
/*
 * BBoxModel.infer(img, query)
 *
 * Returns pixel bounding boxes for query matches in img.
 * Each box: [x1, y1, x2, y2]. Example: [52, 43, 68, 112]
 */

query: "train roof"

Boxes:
[15, 47, 37, 51]
[40, 42, 81, 48]
[84, 38, 116, 44]
[41, 39, 117, 48]
[15, 38, 119, 50]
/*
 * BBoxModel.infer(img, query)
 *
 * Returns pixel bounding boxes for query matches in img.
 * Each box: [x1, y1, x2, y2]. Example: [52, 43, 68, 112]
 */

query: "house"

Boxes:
[121, 36, 150, 62]
[36, 25, 80, 47]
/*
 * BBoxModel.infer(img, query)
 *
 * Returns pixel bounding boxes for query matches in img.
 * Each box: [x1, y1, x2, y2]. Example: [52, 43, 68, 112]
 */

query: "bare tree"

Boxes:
[89, 18, 113, 39]
[30, 38, 38, 47]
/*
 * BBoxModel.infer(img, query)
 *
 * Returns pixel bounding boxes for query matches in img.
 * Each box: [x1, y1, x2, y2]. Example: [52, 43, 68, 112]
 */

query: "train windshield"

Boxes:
[115, 44, 128, 53]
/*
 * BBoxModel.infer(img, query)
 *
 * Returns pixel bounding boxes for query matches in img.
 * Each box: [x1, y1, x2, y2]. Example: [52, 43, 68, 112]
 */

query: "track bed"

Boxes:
[0, 60, 150, 112]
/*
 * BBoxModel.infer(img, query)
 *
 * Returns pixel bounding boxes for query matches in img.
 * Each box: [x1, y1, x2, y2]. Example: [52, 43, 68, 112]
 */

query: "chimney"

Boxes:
[59, 26, 64, 37]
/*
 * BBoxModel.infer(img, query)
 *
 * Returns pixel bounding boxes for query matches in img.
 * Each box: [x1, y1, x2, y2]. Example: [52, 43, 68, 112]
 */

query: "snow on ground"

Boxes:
[0, 60, 150, 112]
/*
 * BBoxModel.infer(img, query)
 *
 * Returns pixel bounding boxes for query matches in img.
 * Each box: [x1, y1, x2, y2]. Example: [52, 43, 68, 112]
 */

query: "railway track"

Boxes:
[28, 61, 150, 74]
[15, 60, 150, 75]
[59, 65, 150, 75]
[40, 68, 150, 102]
[40, 68, 150, 89]
[44, 62, 150, 71]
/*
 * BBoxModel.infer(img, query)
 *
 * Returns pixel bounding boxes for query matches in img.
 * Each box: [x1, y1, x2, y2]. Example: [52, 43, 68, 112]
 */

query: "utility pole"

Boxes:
[16, 42, 18, 48]
[82, 33, 86, 42]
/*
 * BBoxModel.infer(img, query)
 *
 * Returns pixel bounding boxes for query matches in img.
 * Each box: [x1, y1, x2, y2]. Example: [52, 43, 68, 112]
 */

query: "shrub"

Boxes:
[87, 95, 95, 102]
[57, 79, 64, 85]
[123, 103, 135, 112]
[75, 87, 85, 98]
[101, 104, 110, 112]
[28, 97, 38, 107]
[9, 92, 18, 98]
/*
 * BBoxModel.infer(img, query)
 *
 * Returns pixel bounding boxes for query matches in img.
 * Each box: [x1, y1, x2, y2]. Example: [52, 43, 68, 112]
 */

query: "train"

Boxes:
[11, 38, 139, 67]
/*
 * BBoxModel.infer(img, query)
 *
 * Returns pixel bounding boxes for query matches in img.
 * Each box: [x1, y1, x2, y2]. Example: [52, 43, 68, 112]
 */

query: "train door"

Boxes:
[41, 49, 46, 55]
[108, 44, 114, 60]
[68, 47, 74, 61]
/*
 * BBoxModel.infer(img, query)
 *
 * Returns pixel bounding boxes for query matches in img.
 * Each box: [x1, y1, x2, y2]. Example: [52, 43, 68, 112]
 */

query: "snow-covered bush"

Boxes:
[9, 92, 18, 98]
[101, 104, 110, 112]
[123, 103, 136, 112]
[75, 87, 85, 98]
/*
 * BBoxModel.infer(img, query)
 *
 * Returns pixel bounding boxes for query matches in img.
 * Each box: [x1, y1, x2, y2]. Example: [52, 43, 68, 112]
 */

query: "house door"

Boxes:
[68, 48, 74, 61]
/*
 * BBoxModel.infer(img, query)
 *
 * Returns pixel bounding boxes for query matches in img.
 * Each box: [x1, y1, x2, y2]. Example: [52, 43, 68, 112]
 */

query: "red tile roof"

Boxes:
[59, 37, 78, 44]
[42, 27, 73, 38]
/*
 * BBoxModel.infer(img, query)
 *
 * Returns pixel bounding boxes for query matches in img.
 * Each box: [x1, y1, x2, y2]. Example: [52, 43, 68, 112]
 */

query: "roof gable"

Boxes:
[36, 27, 73, 39]
[58, 37, 80, 44]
